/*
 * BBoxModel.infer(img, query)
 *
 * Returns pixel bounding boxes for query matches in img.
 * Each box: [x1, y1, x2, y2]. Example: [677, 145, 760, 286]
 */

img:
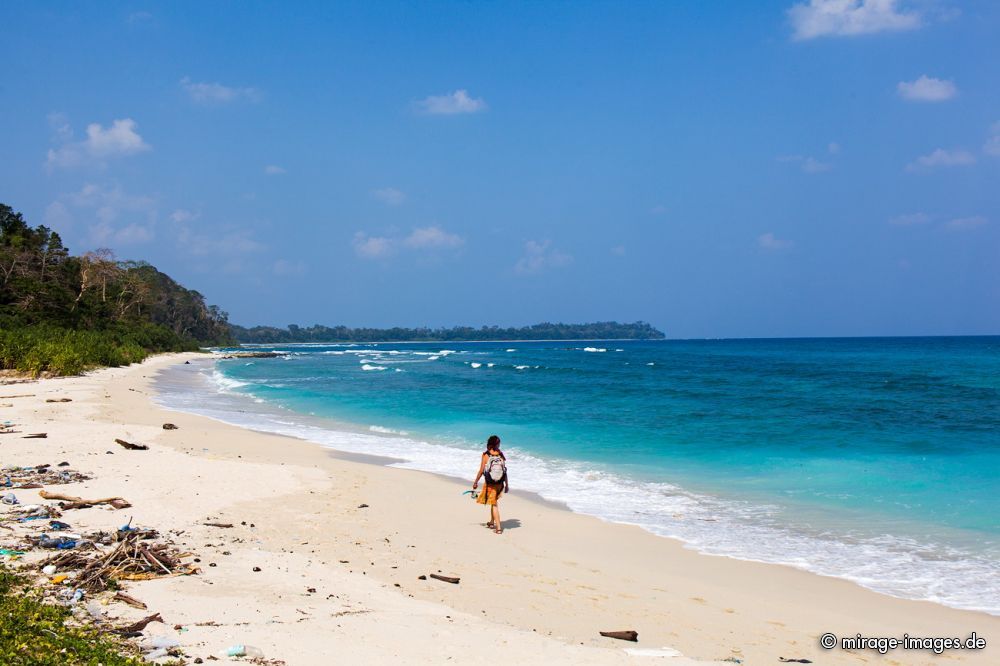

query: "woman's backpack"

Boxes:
[485, 454, 506, 484]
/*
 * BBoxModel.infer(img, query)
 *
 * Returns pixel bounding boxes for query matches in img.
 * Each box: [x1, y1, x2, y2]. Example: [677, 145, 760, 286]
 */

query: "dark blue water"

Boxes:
[161, 337, 1000, 614]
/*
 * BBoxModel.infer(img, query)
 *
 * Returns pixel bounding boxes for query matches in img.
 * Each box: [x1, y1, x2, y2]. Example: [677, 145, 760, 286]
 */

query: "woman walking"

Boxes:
[472, 435, 509, 534]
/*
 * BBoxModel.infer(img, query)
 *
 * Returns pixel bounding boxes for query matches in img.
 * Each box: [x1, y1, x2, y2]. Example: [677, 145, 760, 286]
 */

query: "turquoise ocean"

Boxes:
[154, 337, 1000, 615]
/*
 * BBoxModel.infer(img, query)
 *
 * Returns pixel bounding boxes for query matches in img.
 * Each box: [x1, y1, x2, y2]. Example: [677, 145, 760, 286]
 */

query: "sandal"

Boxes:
[495, 527, 503, 534]
[486, 521, 495, 529]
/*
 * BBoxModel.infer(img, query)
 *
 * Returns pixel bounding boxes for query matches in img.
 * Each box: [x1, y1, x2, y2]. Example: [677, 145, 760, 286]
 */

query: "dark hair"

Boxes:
[485, 435, 504, 459]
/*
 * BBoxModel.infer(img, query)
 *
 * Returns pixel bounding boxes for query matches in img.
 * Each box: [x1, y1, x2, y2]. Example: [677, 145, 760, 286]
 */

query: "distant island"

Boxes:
[230, 321, 665, 344]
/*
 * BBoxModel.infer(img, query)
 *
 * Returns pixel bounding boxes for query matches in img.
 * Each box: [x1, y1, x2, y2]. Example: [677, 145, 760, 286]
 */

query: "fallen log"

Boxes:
[115, 612, 163, 634]
[0, 394, 35, 399]
[115, 438, 148, 451]
[114, 591, 148, 610]
[23, 433, 47, 439]
[428, 574, 460, 584]
[45, 398, 72, 403]
[203, 522, 233, 528]
[599, 630, 638, 642]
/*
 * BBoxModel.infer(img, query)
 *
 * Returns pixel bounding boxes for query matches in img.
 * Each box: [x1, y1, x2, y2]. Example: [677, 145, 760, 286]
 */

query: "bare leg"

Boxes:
[492, 504, 502, 533]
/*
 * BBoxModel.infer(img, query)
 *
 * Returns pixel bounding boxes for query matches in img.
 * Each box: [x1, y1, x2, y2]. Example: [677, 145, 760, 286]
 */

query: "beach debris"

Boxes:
[37, 534, 78, 549]
[38, 531, 197, 592]
[117, 612, 164, 634]
[49, 519, 72, 530]
[23, 433, 48, 439]
[600, 630, 639, 642]
[778, 659, 812, 664]
[39, 489, 131, 510]
[428, 573, 460, 584]
[219, 644, 265, 658]
[114, 591, 148, 609]
[115, 438, 148, 451]
[0, 393, 35, 399]
[2, 465, 91, 488]
[162, 423, 178, 430]
[252, 566, 262, 572]
[45, 398, 72, 403]
[417, 575, 427, 580]
[357, 503, 369, 508]
[58, 461, 70, 466]
[2, 492, 19, 505]
[203, 522, 234, 528]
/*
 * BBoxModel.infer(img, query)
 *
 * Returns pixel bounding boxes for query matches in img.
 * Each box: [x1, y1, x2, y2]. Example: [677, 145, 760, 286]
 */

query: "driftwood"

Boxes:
[162, 423, 178, 430]
[115, 438, 148, 451]
[39, 490, 131, 510]
[40, 532, 196, 592]
[0, 394, 35, 399]
[45, 398, 72, 403]
[115, 612, 163, 634]
[428, 574, 460, 584]
[203, 522, 233, 528]
[599, 630, 638, 642]
[23, 433, 47, 439]
[114, 591, 148, 609]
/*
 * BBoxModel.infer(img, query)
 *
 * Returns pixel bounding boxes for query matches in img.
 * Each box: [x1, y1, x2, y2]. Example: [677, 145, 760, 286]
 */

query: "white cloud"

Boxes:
[777, 154, 831, 173]
[372, 187, 406, 206]
[906, 148, 976, 171]
[180, 77, 260, 104]
[828, 142, 841, 154]
[53, 183, 157, 246]
[758, 232, 794, 250]
[273, 259, 307, 277]
[170, 209, 197, 223]
[404, 226, 464, 249]
[177, 226, 265, 257]
[888, 212, 930, 226]
[353, 232, 395, 259]
[897, 75, 957, 102]
[264, 165, 286, 175]
[946, 216, 987, 231]
[984, 122, 1000, 157]
[788, 0, 921, 41]
[415, 89, 487, 115]
[44, 201, 73, 229]
[514, 240, 572, 275]
[46, 118, 150, 170]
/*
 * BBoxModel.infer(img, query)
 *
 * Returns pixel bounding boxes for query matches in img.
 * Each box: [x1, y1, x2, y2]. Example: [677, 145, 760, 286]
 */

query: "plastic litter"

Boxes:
[219, 644, 264, 658]
[145, 648, 170, 660]
[85, 601, 104, 620]
[2, 492, 19, 505]
[50, 574, 69, 584]
[38, 534, 78, 550]
[146, 635, 181, 649]
[0, 548, 25, 557]
[42, 564, 57, 575]
[49, 520, 72, 530]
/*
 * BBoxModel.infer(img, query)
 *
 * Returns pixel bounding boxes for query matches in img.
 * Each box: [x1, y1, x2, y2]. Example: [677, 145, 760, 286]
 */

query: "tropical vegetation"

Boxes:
[0, 203, 233, 375]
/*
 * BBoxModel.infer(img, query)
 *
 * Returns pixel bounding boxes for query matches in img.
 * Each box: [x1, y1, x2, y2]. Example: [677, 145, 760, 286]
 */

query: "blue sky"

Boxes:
[1, 0, 998, 338]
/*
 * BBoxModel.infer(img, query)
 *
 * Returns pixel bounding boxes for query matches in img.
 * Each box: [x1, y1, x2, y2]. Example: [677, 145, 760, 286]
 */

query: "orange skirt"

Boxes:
[477, 483, 503, 506]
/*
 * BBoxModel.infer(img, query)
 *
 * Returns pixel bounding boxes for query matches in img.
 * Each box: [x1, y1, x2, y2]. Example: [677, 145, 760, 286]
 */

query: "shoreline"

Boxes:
[1, 353, 996, 664]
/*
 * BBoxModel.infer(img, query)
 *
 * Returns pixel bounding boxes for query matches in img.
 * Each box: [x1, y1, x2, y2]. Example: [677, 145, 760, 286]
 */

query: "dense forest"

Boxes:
[0, 203, 233, 375]
[231, 321, 665, 343]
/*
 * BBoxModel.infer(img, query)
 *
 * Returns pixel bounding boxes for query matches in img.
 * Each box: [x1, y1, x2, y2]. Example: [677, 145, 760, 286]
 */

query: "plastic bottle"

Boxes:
[219, 645, 264, 658]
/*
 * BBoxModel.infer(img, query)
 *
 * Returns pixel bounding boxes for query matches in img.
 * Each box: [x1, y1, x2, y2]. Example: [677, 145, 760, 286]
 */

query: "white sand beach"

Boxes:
[1, 353, 996, 665]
